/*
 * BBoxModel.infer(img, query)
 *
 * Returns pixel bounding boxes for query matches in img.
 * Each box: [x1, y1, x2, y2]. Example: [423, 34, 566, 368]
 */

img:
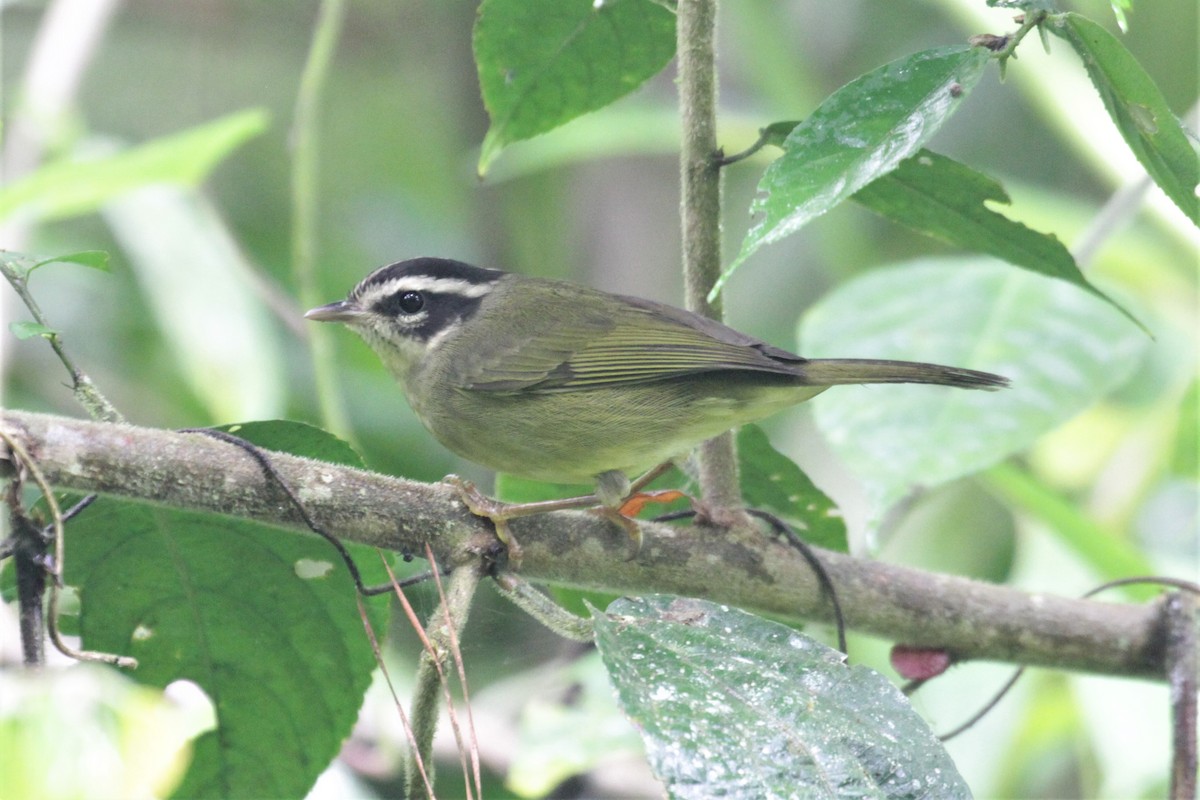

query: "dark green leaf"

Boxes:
[31, 250, 111, 273]
[214, 420, 364, 469]
[65, 501, 389, 800]
[853, 149, 1144, 331]
[0, 109, 269, 222]
[474, 0, 676, 175]
[723, 46, 991, 296]
[63, 421, 389, 799]
[9, 321, 56, 340]
[594, 596, 971, 799]
[1049, 13, 1198, 224]
[0, 559, 15, 604]
[737, 425, 847, 552]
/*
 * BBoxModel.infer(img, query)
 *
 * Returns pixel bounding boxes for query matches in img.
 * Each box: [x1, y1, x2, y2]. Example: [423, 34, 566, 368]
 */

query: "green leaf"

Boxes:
[737, 425, 848, 552]
[0, 109, 269, 222]
[1049, 13, 1198, 225]
[593, 596, 971, 799]
[474, 0, 676, 175]
[722, 46, 991, 297]
[31, 250, 111, 274]
[758, 120, 802, 150]
[799, 258, 1148, 532]
[215, 420, 364, 469]
[63, 421, 390, 800]
[853, 149, 1145, 332]
[9, 321, 56, 340]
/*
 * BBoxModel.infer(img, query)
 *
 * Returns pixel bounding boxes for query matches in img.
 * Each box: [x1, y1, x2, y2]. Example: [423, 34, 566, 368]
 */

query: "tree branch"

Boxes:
[0, 409, 1173, 680]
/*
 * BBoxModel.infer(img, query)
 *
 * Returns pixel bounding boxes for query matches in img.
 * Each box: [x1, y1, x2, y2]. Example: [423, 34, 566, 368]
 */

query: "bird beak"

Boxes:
[305, 300, 364, 323]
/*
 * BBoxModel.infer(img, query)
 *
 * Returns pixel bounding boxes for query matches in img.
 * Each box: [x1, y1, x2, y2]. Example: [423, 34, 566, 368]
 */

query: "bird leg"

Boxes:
[447, 476, 613, 567]
[445, 462, 687, 565]
[592, 464, 688, 559]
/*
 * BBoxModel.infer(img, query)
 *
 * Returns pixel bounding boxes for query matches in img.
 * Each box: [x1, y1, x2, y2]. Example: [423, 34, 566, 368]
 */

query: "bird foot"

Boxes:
[595, 488, 689, 561]
[445, 475, 524, 568]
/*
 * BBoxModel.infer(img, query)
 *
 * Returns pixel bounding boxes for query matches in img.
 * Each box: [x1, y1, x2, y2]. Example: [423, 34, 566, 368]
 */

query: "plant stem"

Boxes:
[0, 256, 123, 423]
[292, 0, 353, 438]
[677, 0, 743, 513]
[404, 565, 482, 800]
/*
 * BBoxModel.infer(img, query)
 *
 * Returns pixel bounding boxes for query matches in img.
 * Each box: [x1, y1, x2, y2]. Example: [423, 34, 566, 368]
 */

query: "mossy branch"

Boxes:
[1, 409, 1175, 681]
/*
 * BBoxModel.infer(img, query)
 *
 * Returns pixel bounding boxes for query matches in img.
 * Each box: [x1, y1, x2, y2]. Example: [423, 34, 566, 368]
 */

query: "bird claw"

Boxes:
[444, 467, 691, 565]
[445, 475, 524, 568]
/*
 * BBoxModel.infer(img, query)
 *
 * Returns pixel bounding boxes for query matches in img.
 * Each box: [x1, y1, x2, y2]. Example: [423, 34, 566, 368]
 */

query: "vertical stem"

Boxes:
[676, 0, 742, 511]
[404, 565, 483, 800]
[292, 0, 353, 437]
[1165, 592, 1197, 800]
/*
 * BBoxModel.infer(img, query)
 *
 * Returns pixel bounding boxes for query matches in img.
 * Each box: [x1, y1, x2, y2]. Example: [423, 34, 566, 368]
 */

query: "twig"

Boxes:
[0, 255, 123, 422]
[491, 571, 595, 642]
[0, 427, 136, 668]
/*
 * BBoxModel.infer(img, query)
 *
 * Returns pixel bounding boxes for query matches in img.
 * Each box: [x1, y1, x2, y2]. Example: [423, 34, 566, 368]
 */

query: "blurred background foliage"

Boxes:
[1, 0, 1196, 797]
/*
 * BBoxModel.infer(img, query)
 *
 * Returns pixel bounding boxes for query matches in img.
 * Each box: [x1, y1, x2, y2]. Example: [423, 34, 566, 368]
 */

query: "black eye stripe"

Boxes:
[375, 290, 426, 317]
[372, 289, 488, 342]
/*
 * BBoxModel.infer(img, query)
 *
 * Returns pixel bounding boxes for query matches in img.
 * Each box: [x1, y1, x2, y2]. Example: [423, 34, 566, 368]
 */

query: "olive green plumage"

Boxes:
[307, 257, 1007, 487]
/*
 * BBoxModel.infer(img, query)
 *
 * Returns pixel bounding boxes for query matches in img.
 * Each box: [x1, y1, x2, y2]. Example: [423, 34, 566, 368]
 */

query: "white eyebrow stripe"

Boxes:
[358, 276, 497, 300]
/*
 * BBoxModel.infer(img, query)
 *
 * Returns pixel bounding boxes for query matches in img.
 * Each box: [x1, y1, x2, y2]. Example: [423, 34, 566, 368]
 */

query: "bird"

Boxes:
[307, 256, 1008, 558]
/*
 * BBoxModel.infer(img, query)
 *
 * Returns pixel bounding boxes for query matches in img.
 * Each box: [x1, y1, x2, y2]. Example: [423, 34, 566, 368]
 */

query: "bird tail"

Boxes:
[800, 359, 1009, 390]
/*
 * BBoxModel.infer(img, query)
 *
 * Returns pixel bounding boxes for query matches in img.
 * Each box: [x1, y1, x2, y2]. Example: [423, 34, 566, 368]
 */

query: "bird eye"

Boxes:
[397, 291, 424, 314]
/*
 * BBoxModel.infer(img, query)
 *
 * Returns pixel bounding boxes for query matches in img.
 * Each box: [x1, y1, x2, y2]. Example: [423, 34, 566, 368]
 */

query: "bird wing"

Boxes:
[461, 293, 805, 393]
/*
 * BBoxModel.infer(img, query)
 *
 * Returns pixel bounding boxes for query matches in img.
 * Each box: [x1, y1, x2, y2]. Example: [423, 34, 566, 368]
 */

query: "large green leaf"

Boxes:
[593, 596, 970, 799]
[0, 109, 268, 222]
[852, 149, 1144, 331]
[63, 422, 390, 800]
[799, 258, 1148, 532]
[1048, 13, 1198, 225]
[473, 0, 676, 175]
[722, 46, 990, 297]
